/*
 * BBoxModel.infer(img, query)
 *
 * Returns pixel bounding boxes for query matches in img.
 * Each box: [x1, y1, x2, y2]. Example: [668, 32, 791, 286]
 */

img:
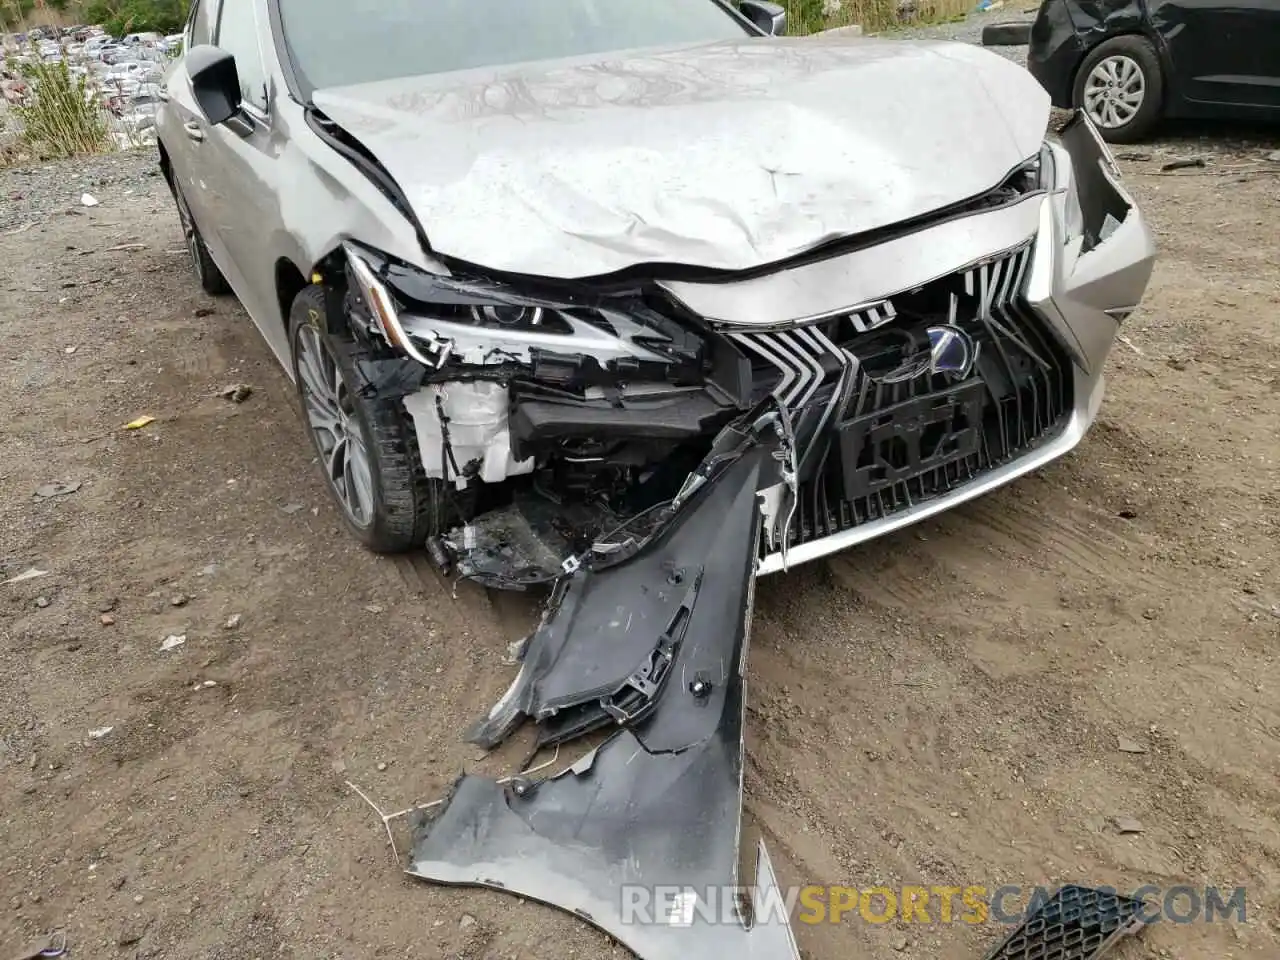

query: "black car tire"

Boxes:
[170, 179, 230, 296]
[287, 285, 454, 553]
[1072, 35, 1163, 143]
[982, 22, 1032, 46]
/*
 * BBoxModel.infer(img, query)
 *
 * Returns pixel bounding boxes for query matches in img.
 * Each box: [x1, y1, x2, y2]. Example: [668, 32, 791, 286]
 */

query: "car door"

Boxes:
[195, 0, 293, 367]
[158, 0, 221, 250]
[1153, 0, 1280, 109]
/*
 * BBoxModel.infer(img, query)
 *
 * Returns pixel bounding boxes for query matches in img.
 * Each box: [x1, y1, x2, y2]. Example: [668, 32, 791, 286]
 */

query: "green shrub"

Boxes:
[11, 54, 113, 159]
[783, 0, 829, 34]
[82, 0, 190, 36]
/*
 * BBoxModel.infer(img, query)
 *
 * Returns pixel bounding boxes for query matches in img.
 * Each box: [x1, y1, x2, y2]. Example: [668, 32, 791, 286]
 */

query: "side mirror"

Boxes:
[186, 43, 240, 125]
[740, 0, 787, 35]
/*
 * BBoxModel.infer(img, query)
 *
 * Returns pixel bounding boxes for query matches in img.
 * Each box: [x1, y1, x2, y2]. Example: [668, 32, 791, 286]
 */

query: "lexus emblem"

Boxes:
[868, 324, 980, 384]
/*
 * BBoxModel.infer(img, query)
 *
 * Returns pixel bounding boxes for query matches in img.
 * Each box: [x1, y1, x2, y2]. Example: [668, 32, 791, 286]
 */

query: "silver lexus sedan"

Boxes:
[156, 3, 1158, 953]
[157, 0, 1156, 582]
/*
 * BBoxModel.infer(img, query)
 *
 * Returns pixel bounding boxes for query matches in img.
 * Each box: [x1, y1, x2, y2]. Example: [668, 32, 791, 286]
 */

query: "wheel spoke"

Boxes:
[330, 356, 346, 407]
[345, 438, 374, 524]
[295, 322, 377, 530]
[304, 394, 341, 439]
[327, 435, 348, 487]
[298, 333, 340, 418]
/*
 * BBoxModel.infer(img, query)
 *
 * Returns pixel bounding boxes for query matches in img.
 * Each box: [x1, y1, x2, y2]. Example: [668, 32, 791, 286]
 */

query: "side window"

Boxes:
[188, 0, 217, 47]
[215, 0, 269, 112]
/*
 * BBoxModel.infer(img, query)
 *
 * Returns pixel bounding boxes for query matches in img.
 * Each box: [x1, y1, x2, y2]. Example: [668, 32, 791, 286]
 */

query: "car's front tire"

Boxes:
[287, 285, 454, 553]
[1073, 36, 1163, 143]
[169, 179, 230, 296]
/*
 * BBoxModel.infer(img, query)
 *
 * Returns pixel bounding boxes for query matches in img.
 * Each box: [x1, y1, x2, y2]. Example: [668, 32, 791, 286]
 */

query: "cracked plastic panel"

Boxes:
[408, 417, 801, 960]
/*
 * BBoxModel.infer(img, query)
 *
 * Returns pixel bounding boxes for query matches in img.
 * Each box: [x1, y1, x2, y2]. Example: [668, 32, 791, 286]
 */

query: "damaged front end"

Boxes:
[336, 110, 1152, 960]
[338, 238, 780, 589]
[339, 108, 1153, 584]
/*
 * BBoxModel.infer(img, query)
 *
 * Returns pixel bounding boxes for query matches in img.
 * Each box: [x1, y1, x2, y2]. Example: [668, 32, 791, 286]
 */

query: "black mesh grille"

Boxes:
[728, 242, 1075, 554]
[984, 885, 1146, 960]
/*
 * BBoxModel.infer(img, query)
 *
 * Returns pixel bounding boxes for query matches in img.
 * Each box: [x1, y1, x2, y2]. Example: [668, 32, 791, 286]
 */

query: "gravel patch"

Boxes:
[0, 149, 160, 232]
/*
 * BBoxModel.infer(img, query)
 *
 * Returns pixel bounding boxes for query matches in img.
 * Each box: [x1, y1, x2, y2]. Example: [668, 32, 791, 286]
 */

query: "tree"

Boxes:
[81, 0, 188, 35]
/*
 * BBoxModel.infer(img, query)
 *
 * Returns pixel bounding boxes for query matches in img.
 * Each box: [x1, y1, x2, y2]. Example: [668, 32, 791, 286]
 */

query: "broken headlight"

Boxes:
[1037, 139, 1085, 245]
[343, 243, 660, 369]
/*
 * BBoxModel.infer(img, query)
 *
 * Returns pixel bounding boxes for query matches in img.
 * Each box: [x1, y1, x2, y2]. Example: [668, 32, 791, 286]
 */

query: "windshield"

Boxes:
[278, 0, 751, 91]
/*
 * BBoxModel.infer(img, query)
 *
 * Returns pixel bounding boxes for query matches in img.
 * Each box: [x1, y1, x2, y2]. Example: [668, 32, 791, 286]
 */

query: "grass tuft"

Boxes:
[5, 49, 114, 160]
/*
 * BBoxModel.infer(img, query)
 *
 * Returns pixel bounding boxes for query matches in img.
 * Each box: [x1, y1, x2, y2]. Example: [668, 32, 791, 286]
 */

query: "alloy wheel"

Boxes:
[295, 325, 376, 528]
[1083, 55, 1146, 129]
[173, 187, 204, 282]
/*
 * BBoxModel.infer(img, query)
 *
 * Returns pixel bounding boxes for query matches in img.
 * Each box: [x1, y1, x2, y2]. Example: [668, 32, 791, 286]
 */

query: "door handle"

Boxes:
[183, 121, 205, 142]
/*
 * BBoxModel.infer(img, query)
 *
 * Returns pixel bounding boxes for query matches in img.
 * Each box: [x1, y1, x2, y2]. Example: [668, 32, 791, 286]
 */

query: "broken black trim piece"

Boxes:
[509, 391, 733, 460]
[409, 411, 800, 960]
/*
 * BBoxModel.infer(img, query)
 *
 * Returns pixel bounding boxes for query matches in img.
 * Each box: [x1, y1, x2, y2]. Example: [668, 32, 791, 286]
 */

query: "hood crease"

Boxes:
[312, 37, 1050, 279]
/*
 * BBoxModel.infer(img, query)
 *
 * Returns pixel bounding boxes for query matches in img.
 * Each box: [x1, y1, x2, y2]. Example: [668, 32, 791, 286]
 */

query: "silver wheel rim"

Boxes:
[174, 188, 203, 281]
[295, 326, 376, 528]
[1083, 55, 1146, 129]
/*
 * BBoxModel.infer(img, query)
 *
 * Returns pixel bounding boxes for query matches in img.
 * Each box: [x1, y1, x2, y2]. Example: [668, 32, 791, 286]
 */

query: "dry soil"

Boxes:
[2, 133, 1279, 960]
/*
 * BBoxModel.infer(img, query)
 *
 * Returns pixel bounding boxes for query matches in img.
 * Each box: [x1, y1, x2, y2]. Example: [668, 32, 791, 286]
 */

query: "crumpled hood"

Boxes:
[312, 36, 1049, 279]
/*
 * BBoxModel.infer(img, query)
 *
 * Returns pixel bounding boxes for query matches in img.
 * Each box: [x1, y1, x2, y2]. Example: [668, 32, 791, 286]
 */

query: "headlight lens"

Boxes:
[342, 243, 670, 370]
[343, 243, 584, 367]
[1036, 141, 1056, 189]
[471, 304, 548, 327]
[1036, 140, 1084, 245]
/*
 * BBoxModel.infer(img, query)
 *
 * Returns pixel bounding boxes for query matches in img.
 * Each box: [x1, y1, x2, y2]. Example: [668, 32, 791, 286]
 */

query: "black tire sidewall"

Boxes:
[287, 287, 418, 552]
[1072, 36, 1163, 143]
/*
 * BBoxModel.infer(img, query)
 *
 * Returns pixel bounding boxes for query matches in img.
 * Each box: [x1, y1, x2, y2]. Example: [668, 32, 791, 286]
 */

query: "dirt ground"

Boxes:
[2, 129, 1279, 960]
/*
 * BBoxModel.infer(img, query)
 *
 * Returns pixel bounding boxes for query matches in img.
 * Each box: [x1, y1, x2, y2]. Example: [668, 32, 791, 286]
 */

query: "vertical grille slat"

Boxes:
[726, 241, 1073, 557]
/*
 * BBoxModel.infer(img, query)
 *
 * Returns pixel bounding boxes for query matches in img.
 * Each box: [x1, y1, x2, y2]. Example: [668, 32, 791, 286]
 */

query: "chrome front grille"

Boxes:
[723, 242, 1074, 553]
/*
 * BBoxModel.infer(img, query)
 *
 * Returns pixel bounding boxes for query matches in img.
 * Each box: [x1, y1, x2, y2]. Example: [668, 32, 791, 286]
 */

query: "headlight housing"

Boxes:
[1036, 139, 1084, 245]
[342, 243, 676, 370]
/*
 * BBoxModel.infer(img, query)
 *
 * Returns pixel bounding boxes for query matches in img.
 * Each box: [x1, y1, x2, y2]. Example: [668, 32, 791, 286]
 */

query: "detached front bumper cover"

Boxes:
[406, 406, 801, 960]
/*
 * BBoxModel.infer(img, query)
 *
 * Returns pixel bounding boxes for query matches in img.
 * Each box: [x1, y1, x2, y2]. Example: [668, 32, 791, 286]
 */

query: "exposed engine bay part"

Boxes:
[983, 885, 1147, 960]
[401, 383, 533, 488]
[408, 408, 801, 960]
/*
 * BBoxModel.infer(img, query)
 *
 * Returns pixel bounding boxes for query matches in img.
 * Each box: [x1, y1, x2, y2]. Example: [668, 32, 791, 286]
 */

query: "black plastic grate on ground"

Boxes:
[983, 885, 1147, 960]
